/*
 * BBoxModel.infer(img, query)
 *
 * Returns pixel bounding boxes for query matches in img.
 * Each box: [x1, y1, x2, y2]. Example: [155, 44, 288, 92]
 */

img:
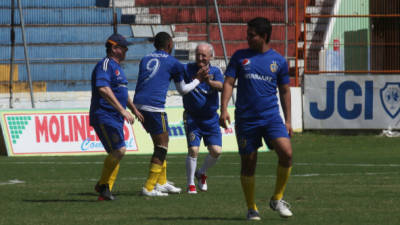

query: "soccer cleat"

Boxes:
[195, 170, 208, 191]
[246, 209, 261, 221]
[94, 182, 100, 193]
[269, 199, 293, 218]
[142, 187, 168, 197]
[98, 184, 115, 201]
[155, 181, 182, 194]
[187, 185, 197, 194]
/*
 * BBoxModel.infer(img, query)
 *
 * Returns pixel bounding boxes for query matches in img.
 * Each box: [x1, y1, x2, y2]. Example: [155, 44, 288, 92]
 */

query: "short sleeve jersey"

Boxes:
[89, 57, 128, 126]
[182, 63, 224, 117]
[133, 50, 184, 109]
[225, 48, 290, 120]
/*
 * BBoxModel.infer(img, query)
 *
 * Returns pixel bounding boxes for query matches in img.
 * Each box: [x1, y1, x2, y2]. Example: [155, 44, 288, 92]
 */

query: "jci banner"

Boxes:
[304, 75, 400, 129]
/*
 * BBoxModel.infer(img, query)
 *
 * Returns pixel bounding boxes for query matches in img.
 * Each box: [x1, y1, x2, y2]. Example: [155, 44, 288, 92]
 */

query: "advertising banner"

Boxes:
[0, 109, 137, 156]
[303, 75, 400, 129]
[0, 107, 268, 156]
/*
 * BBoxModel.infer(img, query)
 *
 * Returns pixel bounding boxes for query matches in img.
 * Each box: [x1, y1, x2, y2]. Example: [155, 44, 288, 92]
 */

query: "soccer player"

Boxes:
[90, 33, 144, 201]
[219, 17, 294, 220]
[183, 43, 223, 194]
[134, 32, 208, 196]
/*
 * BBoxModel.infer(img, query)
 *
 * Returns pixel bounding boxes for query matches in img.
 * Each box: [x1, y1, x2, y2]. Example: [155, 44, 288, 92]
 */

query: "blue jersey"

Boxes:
[90, 57, 128, 126]
[182, 63, 224, 117]
[225, 48, 289, 120]
[133, 50, 184, 109]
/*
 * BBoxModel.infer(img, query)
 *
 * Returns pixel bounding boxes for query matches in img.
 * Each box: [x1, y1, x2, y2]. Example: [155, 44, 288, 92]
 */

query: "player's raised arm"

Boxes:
[219, 76, 235, 129]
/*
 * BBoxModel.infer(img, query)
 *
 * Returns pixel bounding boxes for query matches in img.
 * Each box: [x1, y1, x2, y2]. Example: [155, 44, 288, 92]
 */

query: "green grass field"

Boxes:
[1, 132, 399, 225]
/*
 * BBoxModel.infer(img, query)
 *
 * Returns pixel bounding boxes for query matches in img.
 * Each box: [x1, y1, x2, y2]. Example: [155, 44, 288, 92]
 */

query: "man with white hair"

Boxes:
[183, 43, 224, 194]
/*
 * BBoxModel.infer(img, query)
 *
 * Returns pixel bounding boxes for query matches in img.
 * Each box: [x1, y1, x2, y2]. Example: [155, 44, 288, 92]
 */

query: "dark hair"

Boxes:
[247, 17, 272, 44]
[154, 32, 172, 50]
[106, 43, 113, 54]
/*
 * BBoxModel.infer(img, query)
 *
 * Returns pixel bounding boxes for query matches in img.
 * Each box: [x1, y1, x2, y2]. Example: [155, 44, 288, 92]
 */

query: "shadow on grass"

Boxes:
[23, 199, 98, 203]
[70, 191, 141, 197]
[147, 216, 243, 221]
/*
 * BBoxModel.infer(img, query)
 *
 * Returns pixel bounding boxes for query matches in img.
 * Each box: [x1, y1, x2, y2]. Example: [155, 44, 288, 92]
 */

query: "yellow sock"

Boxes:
[240, 175, 258, 211]
[144, 163, 163, 191]
[272, 165, 292, 200]
[99, 154, 120, 188]
[108, 163, 120, 191]
[157, 160, 167, 185]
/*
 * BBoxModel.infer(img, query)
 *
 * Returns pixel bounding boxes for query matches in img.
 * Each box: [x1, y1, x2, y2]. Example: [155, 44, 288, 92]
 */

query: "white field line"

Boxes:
[3, 172, 397, 185]
[0, 179, 25, 185]
[111, 171, 400, 182]
[4, 161, 400, 167]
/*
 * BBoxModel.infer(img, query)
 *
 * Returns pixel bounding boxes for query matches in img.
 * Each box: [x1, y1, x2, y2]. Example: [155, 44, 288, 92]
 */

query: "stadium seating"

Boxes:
[0, 0, 308, 93]
[0, 0, 154, 92]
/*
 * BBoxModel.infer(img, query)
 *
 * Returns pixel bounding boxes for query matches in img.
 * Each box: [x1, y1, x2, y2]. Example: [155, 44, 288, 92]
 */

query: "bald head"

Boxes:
[195, 43, 214, 68]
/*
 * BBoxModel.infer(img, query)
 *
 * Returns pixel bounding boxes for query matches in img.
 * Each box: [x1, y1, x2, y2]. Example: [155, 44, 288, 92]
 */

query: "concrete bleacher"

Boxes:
[0, 0, 157, 95]
[0, 0, 306, 108]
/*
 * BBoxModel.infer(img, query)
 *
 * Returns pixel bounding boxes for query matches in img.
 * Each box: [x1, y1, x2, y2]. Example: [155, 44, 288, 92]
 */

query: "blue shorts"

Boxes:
[183, 111, 222, 147]
[140, 110, 169, 135]
[235, 115, 289, 154]
[92, 123, 125, 153]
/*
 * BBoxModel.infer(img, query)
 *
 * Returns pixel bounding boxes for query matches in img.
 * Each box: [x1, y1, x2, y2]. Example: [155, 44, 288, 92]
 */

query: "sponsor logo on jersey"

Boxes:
[242, 59, 250, 66]
[115, 69, 120, 76]
[270, 61, 278, 73]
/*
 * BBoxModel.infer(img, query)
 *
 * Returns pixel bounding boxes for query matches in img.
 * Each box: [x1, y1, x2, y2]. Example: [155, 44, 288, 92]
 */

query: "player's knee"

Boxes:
[188, 147, 199, 158]
[153, 145, 168, 162]
[209, 146, 222, 158]
[112, 147, 126, 160]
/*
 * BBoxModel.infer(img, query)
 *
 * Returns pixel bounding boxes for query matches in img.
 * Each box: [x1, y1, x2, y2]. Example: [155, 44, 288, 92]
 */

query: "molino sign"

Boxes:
[0, 110, 138, 156]
[303, 75, 400, 129]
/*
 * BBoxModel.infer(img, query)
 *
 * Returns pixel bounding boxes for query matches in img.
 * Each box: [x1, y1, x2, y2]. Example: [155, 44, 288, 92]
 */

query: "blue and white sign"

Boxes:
[303, 75, 400, 129]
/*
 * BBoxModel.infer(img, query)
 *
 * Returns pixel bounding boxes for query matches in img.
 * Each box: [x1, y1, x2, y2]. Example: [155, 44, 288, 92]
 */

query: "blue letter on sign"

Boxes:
[338, 81, 361, 119]
[310, 81, 334, 119]
[365, 81, 373, 120]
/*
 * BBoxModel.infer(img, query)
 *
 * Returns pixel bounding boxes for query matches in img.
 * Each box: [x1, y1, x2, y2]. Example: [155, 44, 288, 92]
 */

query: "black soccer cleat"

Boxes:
[94, 182, 101, 193]
[98, 184, 115, 201]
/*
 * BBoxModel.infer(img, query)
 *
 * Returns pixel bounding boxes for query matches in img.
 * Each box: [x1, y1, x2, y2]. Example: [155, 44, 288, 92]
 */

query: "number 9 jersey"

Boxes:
[133, 50, 184, 109]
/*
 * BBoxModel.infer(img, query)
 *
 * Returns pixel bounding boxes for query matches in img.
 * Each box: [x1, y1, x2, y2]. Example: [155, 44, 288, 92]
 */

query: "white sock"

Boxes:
[186, 156, 197, 186]
[199, 154, 219, 175]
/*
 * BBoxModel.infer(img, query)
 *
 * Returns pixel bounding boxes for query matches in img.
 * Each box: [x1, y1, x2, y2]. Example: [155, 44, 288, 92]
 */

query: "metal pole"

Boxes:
[9, 0, 15, 108]
[17, 0, 35, 108]
[284, 0, 288, 59]
[206, 0, 210, 42]
[213, 0, 234, 104]
[295, 0, 299, 86]
[112, 0, 117, 34]
[213, 0, 228, 67]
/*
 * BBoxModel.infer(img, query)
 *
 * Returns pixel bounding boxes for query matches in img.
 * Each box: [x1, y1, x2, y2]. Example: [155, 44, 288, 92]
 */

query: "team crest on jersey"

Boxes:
[270, 61, 278, 73]
[115, 69, 120, 76]
[380, 82, 400, 119]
